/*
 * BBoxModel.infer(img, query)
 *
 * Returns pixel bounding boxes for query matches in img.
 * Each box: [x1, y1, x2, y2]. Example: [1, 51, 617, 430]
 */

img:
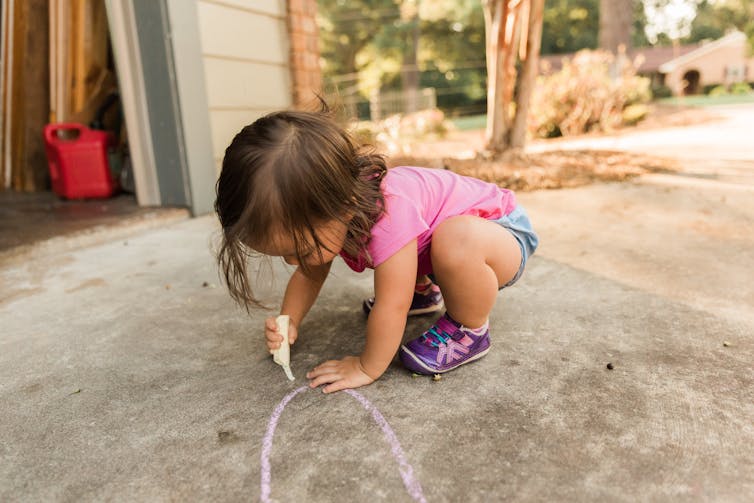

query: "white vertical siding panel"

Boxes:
[197, 1, 288, 64]
[196, 0, 292, 173]
[201, 0, 286, 17]
[209, 109, 275, 161]
[203, 58, 290, 109]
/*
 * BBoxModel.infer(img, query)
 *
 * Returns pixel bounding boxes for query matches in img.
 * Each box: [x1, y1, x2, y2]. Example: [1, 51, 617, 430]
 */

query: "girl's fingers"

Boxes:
[309, 373, 340, 388]
[266, 332, 283, 343]
[264, 319, 282, 348]
[322, 381, 349, 394]
[306, 361, 339, 379]
[313, 360, 338, 371]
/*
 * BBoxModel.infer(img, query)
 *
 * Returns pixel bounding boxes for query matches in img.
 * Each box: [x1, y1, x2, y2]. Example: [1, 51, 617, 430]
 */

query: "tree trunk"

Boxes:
[483, 0, 531, 155]
[483, 0, 514, 154]
[510, 0, 544, 149]
[598, 0, 634, 54]
[401, 17, 420, 114]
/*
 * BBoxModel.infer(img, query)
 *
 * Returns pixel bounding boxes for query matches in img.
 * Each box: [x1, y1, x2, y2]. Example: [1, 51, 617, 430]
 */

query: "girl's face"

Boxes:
[256, 219, 349, 267]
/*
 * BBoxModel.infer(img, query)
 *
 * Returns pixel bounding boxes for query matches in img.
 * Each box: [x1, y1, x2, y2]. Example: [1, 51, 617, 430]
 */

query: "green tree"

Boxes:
[541, 0, 599, 54]
[318, 0, 488, 115]
[632, 1, 652, 47]
[687, 0, 754, 51]
[317, 0, 401, 93]
[418, 0, 485, 70]
[540, 0, 652, 53]
[416, 0, 487, 112]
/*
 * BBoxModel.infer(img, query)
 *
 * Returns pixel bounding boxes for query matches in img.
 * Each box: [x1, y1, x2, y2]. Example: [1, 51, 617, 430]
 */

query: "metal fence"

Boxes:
[337, 87, 437, 121]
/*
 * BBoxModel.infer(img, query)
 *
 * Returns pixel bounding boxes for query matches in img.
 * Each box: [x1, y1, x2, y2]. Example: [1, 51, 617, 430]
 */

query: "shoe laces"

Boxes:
[421, 326, 452, 348]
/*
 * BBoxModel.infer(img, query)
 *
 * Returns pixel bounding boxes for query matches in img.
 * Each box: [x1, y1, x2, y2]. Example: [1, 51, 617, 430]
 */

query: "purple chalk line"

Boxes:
[344, 389, 427, 503]
[260, 386, 306, 502]
[260, 386, 426, 503]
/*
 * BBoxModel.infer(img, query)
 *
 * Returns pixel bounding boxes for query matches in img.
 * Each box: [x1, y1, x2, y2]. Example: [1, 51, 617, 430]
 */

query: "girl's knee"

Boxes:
[433, 216, 470, 243]
[432, 216, 521, 281]
[431, 216, 480, 267]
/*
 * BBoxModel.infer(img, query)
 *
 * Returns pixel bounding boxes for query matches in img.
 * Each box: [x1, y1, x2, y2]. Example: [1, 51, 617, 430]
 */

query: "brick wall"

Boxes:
[287, 0, 322, 108]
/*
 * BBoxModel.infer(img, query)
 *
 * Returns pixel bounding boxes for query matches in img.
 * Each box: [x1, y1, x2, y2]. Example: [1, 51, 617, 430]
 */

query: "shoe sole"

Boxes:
[399, 344, 490, 375]
[363, 299, 445, 317]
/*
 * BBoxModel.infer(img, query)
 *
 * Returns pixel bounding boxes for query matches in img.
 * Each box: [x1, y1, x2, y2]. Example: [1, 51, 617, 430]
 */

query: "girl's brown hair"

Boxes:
[215, 106, 386, 310]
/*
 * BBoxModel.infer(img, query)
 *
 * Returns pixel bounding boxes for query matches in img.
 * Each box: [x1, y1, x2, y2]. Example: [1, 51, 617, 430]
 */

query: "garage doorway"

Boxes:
[0, 0, 213, 255]
[682, 69, 701, 95]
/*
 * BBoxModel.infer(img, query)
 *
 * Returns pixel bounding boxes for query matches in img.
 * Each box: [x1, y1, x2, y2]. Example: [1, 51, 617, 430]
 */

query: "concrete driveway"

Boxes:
[1, 105, 752, 501]
[530, 103, 754, 185]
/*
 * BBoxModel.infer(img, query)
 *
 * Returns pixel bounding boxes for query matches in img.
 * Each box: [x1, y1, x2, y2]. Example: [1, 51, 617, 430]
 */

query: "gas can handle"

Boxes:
[44, 123, 85, 144]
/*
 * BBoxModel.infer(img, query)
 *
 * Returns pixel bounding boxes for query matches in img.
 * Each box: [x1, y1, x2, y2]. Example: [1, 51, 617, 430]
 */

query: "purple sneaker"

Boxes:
[399, 314, 491, 374]
[363, 283, 444, 316]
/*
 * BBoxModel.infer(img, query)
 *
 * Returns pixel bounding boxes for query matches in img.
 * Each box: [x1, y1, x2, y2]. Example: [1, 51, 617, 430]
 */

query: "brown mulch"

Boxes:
[385, 104, 716, 191]
[389, 150, 680, 192]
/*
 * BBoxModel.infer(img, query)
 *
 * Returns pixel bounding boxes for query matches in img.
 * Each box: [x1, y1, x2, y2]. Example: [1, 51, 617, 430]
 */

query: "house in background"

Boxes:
[654, 31, 754, 95]
[540, 31, 754, 97]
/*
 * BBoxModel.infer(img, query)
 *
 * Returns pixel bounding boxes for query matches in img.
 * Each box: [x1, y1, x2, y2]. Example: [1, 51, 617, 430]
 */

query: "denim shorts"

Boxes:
[493, 205, 539, 289]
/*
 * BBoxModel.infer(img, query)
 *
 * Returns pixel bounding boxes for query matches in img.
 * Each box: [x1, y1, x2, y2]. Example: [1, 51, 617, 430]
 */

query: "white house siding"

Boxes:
[196, 0, 291, 172]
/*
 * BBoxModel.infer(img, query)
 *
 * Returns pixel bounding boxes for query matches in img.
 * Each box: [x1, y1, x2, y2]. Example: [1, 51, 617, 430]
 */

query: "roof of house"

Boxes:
[540, 45, 699, 74]
[539, 31, 746, 75]
[658, 31, 746, 73]
[629, 44, 701, 73]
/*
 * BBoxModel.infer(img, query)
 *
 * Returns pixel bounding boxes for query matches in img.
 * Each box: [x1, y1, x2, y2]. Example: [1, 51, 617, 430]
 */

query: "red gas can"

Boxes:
[43, 123, 119, 199]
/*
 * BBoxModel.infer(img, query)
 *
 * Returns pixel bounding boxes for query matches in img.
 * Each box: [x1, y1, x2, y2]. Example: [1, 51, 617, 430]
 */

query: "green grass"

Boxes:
[450, 114, 487, 131]
[657, 94, 754, 106]
[449, 93, 754, 132]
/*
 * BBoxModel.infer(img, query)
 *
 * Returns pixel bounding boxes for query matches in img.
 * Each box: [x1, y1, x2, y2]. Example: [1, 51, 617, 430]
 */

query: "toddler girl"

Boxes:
[215, 108, 538, 393]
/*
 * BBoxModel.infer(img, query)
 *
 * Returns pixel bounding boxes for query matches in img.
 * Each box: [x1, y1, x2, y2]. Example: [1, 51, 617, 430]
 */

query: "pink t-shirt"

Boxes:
[339, 166, 516, 275]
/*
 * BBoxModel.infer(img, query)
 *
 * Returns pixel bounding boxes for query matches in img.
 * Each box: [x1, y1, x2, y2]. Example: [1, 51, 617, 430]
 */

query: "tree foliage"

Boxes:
[318, 0, 487, 110]
[316, 0, 752, 123]
[541, 0, 599, 53]
[688, 0, 754, 51]
[317, 0, 400, 87]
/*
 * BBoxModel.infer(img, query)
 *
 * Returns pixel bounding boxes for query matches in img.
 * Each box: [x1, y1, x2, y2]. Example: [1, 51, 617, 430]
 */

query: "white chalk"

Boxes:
[272, 315, 295, 381]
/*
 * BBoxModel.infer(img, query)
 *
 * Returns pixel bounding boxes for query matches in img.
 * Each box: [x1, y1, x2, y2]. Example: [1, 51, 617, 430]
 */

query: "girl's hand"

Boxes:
[306, 356, 375, 394]
[264, 317, 298, 353]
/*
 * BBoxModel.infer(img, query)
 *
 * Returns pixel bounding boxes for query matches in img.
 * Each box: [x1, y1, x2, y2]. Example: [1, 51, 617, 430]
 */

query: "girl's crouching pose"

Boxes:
[215, 108, 538, 393]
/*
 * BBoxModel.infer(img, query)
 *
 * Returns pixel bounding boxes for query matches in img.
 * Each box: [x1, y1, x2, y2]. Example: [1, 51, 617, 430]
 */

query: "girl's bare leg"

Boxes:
[430, 215, 522, 328]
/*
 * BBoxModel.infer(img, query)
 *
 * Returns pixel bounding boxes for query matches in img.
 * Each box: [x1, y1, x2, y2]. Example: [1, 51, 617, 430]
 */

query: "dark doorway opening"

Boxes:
[682, 69, 701, 95]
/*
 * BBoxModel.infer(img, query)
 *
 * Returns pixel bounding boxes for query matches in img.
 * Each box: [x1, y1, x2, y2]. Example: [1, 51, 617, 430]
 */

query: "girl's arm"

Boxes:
[281, 261, 332, 328]
[266, 261, 332, 351]
[307, 240, 417, 393]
